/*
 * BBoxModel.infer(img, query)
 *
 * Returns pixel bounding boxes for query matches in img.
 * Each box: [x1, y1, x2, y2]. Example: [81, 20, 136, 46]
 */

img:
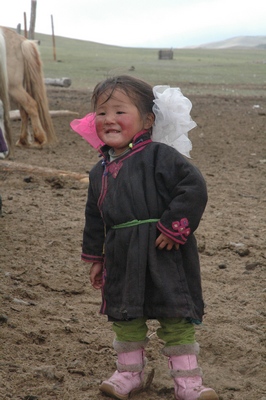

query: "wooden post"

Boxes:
[51, 15, 57, 61]
[23, 12, 28, 38]
[0, 161, 89, 183]
[29, 0, 37, 40]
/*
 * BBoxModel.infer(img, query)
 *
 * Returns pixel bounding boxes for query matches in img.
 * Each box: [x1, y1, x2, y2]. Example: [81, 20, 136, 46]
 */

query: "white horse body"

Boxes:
[0, 30, 11, 158]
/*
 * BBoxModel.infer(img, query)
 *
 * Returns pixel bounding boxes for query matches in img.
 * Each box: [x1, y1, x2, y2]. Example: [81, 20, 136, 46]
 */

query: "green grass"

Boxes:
[36, 33, 266, 96]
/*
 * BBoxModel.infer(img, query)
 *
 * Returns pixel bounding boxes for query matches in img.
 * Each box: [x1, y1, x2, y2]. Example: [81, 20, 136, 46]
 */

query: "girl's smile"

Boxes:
[95, 89, 154, 155]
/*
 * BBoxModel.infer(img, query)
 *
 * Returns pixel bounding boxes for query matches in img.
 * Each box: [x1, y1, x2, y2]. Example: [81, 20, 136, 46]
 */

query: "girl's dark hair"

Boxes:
[91, 75, 154, 118]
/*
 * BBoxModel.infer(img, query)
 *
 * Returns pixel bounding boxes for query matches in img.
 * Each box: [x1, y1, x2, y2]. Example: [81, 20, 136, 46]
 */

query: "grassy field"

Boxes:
[36, 32, 266, 96]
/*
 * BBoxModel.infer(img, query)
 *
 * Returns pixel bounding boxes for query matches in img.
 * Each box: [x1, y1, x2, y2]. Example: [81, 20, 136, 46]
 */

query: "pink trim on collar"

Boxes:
[132, 129, 149, 143]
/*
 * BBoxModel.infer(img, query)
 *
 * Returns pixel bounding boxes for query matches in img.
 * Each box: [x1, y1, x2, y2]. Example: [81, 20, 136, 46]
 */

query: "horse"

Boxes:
[0, 27, 57, 156]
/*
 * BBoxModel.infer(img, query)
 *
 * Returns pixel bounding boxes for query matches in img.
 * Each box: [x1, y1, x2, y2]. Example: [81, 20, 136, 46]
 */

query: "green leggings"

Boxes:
[112, 317, 195, 347]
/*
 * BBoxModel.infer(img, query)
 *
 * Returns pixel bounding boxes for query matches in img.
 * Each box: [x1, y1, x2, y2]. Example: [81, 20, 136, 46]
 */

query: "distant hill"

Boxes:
[195, 36, 266, 49]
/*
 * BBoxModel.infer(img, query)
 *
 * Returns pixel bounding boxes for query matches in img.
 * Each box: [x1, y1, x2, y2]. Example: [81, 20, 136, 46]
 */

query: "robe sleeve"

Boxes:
[81, 179, 105, 263]
[155, 147, 208, 245]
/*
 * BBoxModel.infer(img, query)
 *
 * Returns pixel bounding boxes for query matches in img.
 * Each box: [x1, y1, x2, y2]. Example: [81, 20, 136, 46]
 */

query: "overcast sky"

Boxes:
[0, 0, 265, 48]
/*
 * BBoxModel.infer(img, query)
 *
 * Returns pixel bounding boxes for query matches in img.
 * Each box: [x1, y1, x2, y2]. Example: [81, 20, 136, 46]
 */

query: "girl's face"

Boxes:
[95, 89, 154, 155]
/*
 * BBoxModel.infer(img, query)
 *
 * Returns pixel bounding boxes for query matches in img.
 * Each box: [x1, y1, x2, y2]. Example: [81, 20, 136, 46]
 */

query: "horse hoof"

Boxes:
[15, 140, 30, 147]
[32, 140, 46, 148]
[15, 140, 46, 149]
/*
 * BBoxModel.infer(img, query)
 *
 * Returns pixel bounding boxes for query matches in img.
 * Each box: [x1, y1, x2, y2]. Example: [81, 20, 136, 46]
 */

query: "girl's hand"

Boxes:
[155, 233, 179, 251]
[89, 262, 103, 289]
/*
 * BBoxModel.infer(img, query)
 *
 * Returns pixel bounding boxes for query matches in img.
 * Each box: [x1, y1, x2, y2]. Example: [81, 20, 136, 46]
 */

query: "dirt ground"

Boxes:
[0, 86, 265, 400]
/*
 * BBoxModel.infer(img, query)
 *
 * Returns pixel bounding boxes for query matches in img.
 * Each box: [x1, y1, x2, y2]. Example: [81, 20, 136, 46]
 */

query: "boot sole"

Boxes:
[99, 382, 144, 400]
[198, 390, 219, 400]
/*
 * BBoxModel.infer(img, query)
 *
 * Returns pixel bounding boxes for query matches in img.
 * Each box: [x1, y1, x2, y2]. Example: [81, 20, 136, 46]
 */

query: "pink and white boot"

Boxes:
[163, 343, 218, 400]
[99, 339, 148, 400]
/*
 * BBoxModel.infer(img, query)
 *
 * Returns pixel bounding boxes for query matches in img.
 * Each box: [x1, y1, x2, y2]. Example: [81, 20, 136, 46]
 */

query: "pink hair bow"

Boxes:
[70, 113, 104, 149]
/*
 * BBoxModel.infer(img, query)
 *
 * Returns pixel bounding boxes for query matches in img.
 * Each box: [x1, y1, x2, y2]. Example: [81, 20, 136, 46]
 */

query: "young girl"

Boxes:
[71, 76, 218, 400]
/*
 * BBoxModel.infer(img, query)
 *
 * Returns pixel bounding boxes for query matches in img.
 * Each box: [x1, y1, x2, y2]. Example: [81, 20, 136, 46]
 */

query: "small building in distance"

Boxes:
[158, 49, 174, 60]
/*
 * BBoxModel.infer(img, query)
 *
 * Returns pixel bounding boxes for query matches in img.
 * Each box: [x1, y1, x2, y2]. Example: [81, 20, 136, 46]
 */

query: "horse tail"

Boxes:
[21, 39, 57, 144]
[0, 29, 13, 154]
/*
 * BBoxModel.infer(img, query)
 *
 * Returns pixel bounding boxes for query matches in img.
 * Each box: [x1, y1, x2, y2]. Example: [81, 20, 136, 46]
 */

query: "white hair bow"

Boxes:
[152, 85, 197, 158]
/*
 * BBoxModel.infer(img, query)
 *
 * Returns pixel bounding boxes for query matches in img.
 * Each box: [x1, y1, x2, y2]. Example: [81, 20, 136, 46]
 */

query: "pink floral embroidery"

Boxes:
[172, 218, 190, 237]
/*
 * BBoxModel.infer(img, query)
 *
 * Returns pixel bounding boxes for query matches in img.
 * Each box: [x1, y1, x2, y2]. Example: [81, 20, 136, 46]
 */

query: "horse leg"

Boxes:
[16, 105, 31, 147]
[9, 85, 48, 147]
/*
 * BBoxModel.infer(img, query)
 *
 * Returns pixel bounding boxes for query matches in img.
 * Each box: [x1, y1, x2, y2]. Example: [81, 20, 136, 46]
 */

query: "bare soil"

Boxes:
[0, 87, 265, 400]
